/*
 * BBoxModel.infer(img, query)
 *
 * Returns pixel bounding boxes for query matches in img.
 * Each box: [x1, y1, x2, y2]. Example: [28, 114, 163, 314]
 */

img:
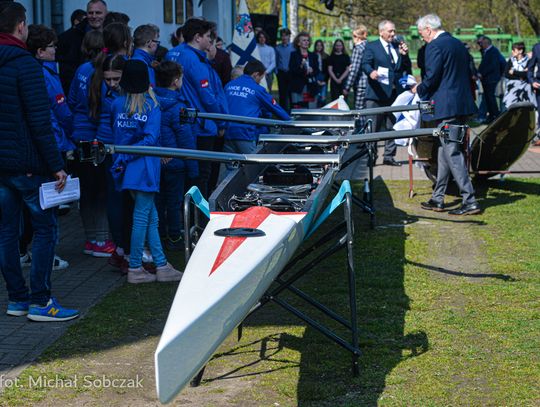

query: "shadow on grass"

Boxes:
[477, 177, 540, 197]
[406, 260, 517, 281]
[228, 180, 430, 406]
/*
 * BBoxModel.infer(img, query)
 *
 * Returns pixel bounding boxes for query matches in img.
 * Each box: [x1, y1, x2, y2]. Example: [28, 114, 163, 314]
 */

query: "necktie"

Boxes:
[387, 44, 395, 66]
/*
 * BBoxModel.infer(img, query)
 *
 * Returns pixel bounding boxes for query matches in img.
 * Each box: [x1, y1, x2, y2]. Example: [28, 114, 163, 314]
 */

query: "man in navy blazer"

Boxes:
[478, 36, 506, 123]
[528, 41, 540, 143]
[412, 14, 481, 216]
[362, 20, 411, 166]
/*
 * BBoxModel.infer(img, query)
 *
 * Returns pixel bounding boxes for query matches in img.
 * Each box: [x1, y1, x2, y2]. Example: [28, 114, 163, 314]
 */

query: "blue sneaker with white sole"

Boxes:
[6, 301, 30, 316]
[27, 297, 79, 322]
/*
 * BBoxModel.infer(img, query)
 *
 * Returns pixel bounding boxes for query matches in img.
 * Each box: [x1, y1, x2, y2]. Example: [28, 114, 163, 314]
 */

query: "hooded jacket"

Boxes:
[0, 34, 63, 175]
[110, 94, 162, 192]
[154, 87, 198, 176]
[165, 43, 228, 137]
[224, 74, 291, 141]
[41, 61, 75, 152]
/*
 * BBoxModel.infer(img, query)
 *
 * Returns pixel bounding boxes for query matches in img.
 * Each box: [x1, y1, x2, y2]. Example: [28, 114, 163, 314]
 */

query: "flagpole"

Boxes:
[281, 0, 287, 28]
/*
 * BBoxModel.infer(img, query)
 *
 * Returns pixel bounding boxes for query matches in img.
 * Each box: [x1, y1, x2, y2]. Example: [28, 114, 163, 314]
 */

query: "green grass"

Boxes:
[1, 179, 539, 406]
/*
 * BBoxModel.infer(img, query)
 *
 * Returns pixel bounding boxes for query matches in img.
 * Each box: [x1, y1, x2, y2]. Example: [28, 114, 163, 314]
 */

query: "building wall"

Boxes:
[19, 0, 234, 47]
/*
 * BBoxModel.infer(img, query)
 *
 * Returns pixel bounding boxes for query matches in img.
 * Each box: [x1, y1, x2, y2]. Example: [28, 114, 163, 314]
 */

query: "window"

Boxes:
[164, 0, 173, 23]
[175, 0, 193, 24]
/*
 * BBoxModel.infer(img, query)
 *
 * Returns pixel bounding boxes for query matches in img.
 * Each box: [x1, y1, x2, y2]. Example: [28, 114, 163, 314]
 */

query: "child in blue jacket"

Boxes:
[165, 18, 229, 197]
[27, 25, 75, 154]
[111, 60, 182, 284]
[25, 24, 74, 271]
[154, 61, 198, 251]
[224, 59, 291, 155]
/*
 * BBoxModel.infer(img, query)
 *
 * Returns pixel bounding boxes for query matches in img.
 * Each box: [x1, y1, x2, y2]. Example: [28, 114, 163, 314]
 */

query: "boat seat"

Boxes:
[262, 165, 313, 186]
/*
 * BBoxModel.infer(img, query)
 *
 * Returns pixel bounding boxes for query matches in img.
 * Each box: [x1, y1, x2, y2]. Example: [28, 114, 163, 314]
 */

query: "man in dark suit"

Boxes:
[362, 20, 411, 166]
[477, 36, 506, 123]
[528, 41, 540, 144]
[412, 14, 480, 216]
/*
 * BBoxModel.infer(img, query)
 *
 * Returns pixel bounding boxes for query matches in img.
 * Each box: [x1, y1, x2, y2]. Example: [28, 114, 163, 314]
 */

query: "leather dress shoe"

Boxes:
[421, 199, 444, 212]
[448, 202, 482, 216]
[383, 158, 402, 166]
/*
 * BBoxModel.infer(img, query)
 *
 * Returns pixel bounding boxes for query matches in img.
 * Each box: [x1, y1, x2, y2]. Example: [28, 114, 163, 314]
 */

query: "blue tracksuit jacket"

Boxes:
[154, 87, 198, 177]
[68, 61, 97, 141]
[165, 43, 228, 137]
[110, 95, 162, 192]
[224, 74, 290, 141]
[42, 61, 75, 151]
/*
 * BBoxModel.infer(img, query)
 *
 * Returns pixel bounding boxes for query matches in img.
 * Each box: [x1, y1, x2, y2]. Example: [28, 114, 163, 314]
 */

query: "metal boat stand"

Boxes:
[186, 188, 360, 386]
[334, 120, 376, 228]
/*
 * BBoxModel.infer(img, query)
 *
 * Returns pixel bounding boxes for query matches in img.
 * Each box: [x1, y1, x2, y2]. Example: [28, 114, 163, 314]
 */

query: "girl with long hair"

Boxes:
[327, 39, 351, 100]
[313, 39, 329, 106]
[111, 60, 182, 284]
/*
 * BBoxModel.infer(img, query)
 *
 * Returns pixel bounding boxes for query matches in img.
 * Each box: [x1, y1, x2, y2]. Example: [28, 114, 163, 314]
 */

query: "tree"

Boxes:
[510, 0, 540, 34]
[289, 0, 298, 37]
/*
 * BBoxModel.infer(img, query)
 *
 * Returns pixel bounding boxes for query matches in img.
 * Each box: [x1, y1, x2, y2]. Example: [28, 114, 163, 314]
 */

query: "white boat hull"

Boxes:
[155, 206, 307, 403]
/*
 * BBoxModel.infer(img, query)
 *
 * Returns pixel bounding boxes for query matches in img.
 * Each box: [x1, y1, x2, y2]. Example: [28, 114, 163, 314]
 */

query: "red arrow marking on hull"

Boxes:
[210, 206, 272, 275]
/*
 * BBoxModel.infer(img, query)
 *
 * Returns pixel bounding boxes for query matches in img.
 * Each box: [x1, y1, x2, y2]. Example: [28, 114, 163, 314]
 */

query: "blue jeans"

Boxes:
[156, 169, 185, 240]
[129, 191, 167, 268]
[0, 174, 57, 305]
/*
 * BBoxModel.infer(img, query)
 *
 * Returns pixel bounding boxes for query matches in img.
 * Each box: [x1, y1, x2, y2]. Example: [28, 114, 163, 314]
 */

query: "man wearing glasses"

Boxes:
[132, 24, 161, 88]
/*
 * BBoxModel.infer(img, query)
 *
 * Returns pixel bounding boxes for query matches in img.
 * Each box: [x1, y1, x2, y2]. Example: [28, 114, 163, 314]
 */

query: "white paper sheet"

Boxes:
[39, 176, 80, 210]
[377, 66, 389, 85]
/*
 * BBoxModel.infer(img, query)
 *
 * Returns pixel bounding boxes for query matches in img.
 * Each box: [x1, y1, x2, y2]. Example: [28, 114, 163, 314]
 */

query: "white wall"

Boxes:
[61, 0, 232, 47]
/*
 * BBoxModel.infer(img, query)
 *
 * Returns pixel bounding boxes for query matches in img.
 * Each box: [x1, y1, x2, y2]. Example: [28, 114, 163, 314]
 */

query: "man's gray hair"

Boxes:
[378, 20, 394, 31]
[416, 14, 442, 30]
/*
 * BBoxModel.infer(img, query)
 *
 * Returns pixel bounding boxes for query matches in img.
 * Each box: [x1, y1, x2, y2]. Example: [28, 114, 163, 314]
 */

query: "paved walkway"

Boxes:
[0, 140, 539, 391]
[0, 212, 124, 386]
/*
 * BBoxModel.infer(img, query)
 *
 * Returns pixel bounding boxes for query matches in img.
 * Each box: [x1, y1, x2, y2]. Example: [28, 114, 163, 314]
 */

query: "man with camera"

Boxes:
[412, 14, 481, 216]
[361, 20, 412, 166]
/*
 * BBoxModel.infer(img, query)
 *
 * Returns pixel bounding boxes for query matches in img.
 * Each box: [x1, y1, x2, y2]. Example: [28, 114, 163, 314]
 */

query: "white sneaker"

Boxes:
[156, 262, 183, 282]
[52, 255, 69, 271]
[20, 252, 31, 268]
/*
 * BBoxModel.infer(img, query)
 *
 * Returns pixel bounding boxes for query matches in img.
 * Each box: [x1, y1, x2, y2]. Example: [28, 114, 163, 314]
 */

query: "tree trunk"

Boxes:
[511, 0, 540, 35]
[289, 0, 298, 38]
[271, 0, 280, 16]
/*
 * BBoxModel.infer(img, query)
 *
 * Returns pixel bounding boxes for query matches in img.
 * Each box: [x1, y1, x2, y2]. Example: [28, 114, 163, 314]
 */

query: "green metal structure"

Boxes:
[309, 25, 539, 65]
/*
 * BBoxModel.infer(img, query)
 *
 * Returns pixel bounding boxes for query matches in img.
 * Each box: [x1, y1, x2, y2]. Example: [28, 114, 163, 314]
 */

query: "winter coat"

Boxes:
[0, 35, 63, 175]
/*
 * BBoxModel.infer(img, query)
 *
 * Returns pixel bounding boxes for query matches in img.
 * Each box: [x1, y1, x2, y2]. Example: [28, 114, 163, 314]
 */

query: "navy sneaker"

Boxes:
[27, 297, 79, 322]
[6, 301, 30, 316]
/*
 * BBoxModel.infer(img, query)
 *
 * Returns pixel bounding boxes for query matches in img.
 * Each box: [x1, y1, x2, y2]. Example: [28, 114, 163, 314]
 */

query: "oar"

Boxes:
[291, 100, 435, 117]
[77, 141, 340, 167]
[179, 108, 356, 128]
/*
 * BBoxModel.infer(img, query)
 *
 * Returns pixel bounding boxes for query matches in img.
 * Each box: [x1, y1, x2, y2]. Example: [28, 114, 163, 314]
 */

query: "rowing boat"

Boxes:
[155, 142, 341, 403]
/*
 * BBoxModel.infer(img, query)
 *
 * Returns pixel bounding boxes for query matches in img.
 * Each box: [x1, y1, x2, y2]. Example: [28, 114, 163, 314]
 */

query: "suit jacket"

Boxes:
[361, 39, 411, 102]
[478, 45, 506, 84]
[527, 42, 540, 84]
[417, 32, 478, 121]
